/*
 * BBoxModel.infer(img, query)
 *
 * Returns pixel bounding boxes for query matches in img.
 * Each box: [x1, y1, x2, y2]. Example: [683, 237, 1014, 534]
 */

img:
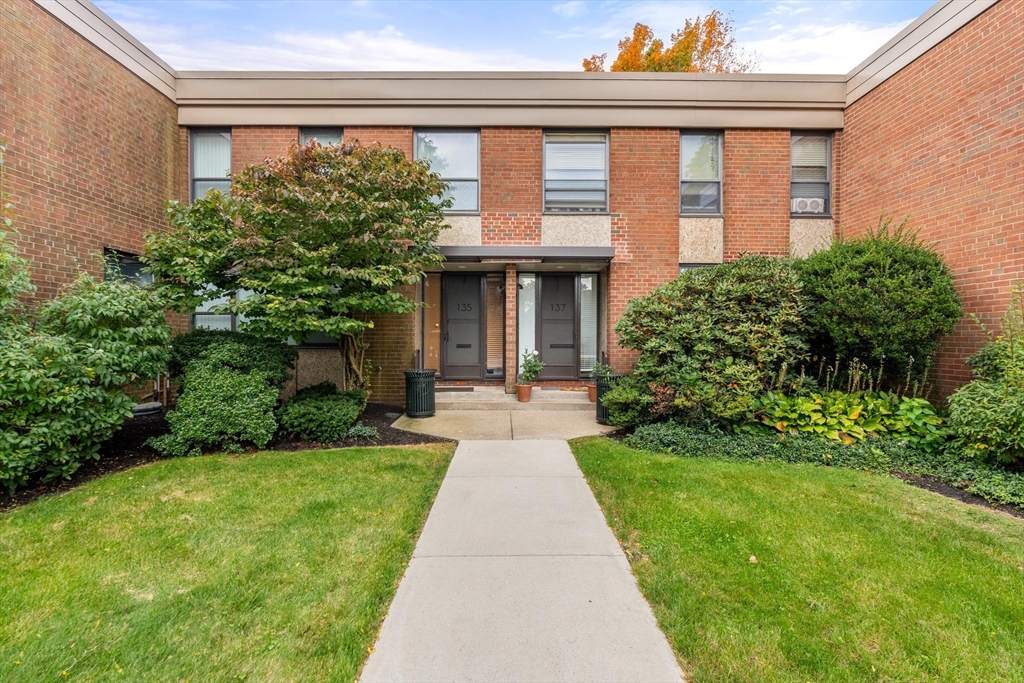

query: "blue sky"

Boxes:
[96, 0, 935, 73]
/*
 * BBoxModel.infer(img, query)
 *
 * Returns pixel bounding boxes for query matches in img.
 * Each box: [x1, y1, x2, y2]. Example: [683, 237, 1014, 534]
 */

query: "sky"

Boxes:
[96, 0, 937, 74]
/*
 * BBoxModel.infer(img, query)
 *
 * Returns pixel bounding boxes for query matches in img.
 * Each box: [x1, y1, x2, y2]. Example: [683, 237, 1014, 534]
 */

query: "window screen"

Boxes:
[544, 133, 608, 212]
[415, 131, 479, 212]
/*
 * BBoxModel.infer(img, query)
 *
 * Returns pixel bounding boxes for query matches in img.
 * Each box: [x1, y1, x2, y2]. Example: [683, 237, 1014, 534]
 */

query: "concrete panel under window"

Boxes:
[790, 218, 834, 258]
[679, 217, 724, 264]
[540, 215, 612, 247]
[282, 349, 346, 400]
[437, 215, 482, 246]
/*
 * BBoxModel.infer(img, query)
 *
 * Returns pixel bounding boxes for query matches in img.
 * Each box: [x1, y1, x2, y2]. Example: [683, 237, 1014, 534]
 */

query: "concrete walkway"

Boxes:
[393, 410, 618, 440]
[360, 440, 684, 683]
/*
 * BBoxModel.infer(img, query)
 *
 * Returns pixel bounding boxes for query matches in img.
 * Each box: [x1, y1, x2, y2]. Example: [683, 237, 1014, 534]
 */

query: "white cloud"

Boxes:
[118, 20, 573, 71]
[553, 1, 587, 18]
[747, 19, 911, 73]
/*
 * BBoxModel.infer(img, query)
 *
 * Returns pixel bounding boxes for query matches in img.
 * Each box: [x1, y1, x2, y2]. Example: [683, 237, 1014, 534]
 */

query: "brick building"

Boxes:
[1, 0, 1019, 402]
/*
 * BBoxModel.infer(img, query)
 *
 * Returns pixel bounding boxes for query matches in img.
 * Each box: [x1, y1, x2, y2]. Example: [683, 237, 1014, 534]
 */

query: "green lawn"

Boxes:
[572, 437, 1024, 683]
[0, 444, 454, 682]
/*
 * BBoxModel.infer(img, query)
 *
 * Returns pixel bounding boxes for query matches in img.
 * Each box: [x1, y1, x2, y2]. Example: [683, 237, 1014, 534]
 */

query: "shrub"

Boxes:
[277, 388, 368, 442]
[346, 422, 379, 440]
[621, 421, 1024, 510]
[612, 255, 809, 426]
[796, 217, 962, 375]
[966, 339, 1024, 382]
[947, 381, 1024, 466]
[293, 381, 342, 401]
[739, 391, 949, 452]
[0, 273, 171, 493]
[167, 328, 297, 389]
[148, 361, 278, 457]
[601, 374, 657, 428]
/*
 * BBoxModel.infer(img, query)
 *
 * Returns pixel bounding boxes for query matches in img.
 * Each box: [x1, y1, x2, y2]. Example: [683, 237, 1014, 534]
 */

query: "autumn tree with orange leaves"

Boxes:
[583, 11, 757, 73]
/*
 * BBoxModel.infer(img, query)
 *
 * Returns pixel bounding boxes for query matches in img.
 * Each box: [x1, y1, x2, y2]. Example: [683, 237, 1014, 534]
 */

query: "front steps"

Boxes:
[435, 386, 595, 411]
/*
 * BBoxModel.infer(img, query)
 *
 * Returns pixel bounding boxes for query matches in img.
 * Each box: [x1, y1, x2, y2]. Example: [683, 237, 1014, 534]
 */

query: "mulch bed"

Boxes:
[893, 472, 1024, 521]
[0, 403, 450, 513]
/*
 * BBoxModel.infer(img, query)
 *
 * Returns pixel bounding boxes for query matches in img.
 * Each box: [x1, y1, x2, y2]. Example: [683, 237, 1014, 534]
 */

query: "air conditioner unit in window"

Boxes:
[791, 197, 825, 214]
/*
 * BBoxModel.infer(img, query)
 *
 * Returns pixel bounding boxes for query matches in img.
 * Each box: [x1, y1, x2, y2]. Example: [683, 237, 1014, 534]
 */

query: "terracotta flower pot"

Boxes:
[588, 385, 598, 403]
[516, 384, 533, 402]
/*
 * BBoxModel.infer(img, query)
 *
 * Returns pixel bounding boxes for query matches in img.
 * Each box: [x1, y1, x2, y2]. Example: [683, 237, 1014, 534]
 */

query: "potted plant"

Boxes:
[588, 363, 612, 403]
[516, 351, 545, 402]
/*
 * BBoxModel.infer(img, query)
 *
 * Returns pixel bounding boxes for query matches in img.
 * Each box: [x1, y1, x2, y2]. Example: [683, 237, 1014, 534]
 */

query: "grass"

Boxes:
[0, 443, 454, 682]
[572, 437, 1024, 683]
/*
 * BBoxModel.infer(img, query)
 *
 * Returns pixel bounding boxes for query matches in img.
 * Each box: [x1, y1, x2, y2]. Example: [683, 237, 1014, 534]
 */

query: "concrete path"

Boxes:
[393, 410, 618, 440]
[360, 440, 684, 683]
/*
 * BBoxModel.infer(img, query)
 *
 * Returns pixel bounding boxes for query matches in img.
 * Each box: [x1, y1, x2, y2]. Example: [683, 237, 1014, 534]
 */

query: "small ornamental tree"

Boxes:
[145, 141, 448, 390]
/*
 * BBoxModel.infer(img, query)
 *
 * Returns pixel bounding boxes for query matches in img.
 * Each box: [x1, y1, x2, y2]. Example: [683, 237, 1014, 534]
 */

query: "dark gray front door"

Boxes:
[443, 274, 484, 379]
[538, 274, 577, 380]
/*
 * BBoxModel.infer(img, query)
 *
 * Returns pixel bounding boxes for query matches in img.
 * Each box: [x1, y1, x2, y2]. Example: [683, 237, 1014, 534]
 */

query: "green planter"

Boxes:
[404, 369, 436, 418]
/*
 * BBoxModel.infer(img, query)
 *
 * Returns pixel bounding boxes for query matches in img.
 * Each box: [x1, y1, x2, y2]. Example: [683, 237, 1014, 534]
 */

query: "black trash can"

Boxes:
[595, 374, 619, 425]
[404, 369, 436, 418]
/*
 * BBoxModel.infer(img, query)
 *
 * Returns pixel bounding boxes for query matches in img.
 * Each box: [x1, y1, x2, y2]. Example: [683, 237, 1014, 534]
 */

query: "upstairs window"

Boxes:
[544, 132, 608, 212]
[191, 130, 231, 201]
[300, 129, 343, 145]
[791, 133, 831, 215]
[680, 132, 722, 214]
[415, 130, 479, 212]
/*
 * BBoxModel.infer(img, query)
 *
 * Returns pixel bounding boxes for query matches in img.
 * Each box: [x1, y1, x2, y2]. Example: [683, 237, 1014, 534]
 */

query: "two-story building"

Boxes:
[2, 0, 1019, 401]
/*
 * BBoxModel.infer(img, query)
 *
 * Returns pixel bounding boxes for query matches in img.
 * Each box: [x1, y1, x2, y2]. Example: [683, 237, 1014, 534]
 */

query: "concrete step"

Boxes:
[435, 389, 596, 411]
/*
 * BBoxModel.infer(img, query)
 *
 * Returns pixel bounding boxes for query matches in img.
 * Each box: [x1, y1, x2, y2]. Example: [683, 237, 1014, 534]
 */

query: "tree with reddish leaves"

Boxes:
[583, 11, 757, 73]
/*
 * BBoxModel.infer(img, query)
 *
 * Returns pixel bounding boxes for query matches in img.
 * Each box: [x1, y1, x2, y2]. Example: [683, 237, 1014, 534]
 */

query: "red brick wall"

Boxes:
[343, 127, 413, 157]
[840, 0, 1023, 394]
[341, 127, 415, 403]
[1, 0, 179, 299]
[230, 126, 298, 174]
[607, 128, 681, 371]
[480, 128, 542, 245]
[722, 129, 791, 260]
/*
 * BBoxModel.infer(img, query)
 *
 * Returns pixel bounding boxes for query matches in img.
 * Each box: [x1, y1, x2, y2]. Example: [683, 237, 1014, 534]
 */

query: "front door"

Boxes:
[442, 274, 485, 379]
[537, 274, 577, 380]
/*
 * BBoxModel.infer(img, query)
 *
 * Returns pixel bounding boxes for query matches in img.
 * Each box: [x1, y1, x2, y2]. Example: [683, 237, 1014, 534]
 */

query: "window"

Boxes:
[103, 249, 153, 286]
[791, 133, 831, 215]
[544, 132, 608, 212]
[579, 274, 598, 374]
[300, 129, 343, 145]
[192, 292, 235, 331]
[415, 130, 479, 212]
[190, 130, 231, 201]
[680, 132, 722, 214]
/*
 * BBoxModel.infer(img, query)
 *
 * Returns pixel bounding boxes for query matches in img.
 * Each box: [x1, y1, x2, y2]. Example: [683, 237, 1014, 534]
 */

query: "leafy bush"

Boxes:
[518, 351, 544, 384]
[1, 273, 171, 493]
[622, 422, 1024, 510]
[292, 381, 343, 401]
[167, 328, 297, 389]
[796, 217, 962, 375]
[148, 361, 278, 457]
[277, 387, 368, 442]
[739, 391, 949, 452]
[601, 374, 657, 428]
[346, 422, 379, 440]
[612, 256, 809, 426]
[947, 284, 1024, 467]
[947, 381, 1024, 466]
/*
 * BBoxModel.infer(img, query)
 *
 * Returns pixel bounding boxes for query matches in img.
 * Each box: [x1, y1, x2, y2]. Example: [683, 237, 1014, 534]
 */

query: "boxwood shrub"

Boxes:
[167, 328, 297, 389]
[277, 383, 368, 442]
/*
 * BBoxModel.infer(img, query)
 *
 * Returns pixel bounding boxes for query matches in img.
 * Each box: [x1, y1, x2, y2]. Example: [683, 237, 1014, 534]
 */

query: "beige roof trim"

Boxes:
[845, 0, 998, 105]
[175, 72, 846, 129]
[34, 0, 177, 101]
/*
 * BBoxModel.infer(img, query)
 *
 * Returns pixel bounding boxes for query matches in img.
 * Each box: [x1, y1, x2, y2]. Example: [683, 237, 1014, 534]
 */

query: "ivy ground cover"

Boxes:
[572, 437, 1024, 683]
[0, 444, 454, 682]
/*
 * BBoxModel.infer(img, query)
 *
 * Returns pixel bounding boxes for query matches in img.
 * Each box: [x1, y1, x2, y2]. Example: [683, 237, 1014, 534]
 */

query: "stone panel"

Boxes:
[789, 218, 833, 258]
[541, 215, 612, 247]
[437, 215, 482, 246]
[678, 217, 724, 264]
